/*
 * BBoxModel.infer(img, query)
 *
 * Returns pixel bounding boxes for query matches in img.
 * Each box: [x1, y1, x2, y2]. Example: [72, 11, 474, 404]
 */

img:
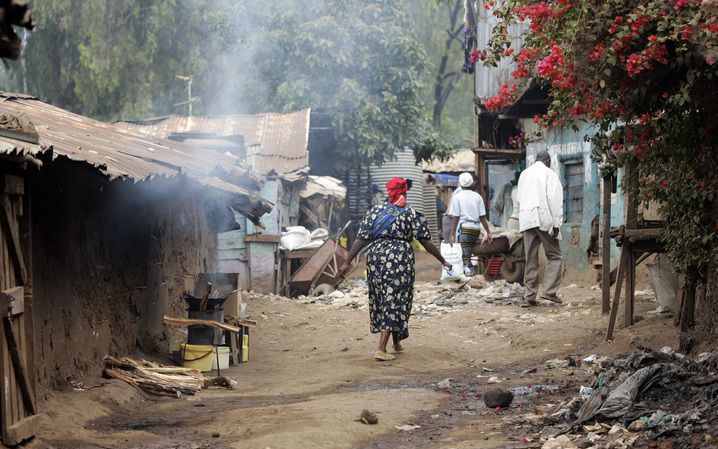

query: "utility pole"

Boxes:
[175, 75, 195, 117]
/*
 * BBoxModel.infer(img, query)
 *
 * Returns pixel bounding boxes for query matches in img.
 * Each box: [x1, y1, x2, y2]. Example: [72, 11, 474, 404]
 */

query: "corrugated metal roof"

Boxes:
[0, 92, 272, 220]
[116, 109, 311, 178]
[422, 149, 476, 173]
[475, 2, 528, 101]
[0, 93, 243, 180]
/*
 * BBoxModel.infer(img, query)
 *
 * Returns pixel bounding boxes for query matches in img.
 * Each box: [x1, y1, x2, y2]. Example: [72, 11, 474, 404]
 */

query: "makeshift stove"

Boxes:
[164, 274, 255, 372]
[182, 283, 233, 346]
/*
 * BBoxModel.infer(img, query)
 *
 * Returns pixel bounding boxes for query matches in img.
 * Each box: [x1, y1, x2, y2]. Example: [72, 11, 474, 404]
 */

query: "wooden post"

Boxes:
[624, 247, 635, 327]
[606, 246, 628, 340]
[623, 161, 639, 327]
[601, 175, 612, 314]
[680, 276, 696, 332]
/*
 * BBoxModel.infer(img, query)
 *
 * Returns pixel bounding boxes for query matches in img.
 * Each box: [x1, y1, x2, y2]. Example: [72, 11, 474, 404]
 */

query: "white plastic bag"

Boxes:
[440, 243, 466, 282]
[280, 227, 311, 251]
[310, 228, 329, 240]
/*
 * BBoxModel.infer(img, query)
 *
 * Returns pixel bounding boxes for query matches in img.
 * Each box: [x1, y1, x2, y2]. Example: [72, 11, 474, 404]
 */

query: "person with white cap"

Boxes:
[515, 150, 564, 306]
[447, 172, 492, 276]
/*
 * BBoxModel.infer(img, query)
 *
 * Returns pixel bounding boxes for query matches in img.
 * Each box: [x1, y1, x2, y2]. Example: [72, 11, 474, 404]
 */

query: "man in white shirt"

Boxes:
[448, 172, 492, 276]
[515, 151, 564, 306]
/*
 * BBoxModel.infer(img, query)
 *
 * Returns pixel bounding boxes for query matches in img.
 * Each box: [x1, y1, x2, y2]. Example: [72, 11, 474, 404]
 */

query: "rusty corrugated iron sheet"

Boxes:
[475, 2, 528, 101]
[0, 93, 272, 220]
[116, 109, 311, 178]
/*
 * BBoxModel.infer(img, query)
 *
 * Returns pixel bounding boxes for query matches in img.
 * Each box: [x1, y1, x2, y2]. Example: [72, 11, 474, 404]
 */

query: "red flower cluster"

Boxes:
[470, 50, 481, 63]
[681, 25, 694, 40]
[630, 15, 651, 34]
[485, 83, 518, 111]
[625, 36, 668, 77]
[536, 44, 577, 89]
[671, 0, 689, 10]
[608, 16, 624, 34]
[511, 48, 540, 78]
[588, 43, 604, 62]
[515, 1, 569, 32]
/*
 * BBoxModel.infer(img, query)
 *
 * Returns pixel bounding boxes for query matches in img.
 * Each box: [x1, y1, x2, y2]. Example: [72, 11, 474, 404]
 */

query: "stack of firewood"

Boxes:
[103, 356, 236, 398]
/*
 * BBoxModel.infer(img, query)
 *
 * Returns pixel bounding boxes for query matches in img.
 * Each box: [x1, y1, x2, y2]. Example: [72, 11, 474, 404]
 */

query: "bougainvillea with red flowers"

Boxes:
[477, 0, 718, 280]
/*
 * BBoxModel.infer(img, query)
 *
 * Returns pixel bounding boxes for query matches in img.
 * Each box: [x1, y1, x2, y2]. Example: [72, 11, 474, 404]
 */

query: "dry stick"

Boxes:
[199, 282, 212, 311]
[163, 316, 249, 333]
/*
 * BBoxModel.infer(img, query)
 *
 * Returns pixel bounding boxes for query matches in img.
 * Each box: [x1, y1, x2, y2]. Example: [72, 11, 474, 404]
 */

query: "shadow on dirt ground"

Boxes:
[36, 253, 682, 449]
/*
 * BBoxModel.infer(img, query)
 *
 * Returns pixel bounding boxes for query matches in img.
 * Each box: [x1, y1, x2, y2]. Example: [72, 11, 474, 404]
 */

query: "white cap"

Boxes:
[458, 172, 474, 188]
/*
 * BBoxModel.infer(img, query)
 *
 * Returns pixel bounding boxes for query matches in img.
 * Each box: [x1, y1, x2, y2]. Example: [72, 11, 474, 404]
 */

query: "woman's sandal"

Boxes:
[392, 343, 404, 353]
[374, 351, 396, 361]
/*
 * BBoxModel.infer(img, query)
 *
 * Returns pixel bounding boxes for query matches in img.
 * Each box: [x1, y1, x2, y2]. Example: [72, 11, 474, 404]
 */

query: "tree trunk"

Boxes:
[432, 1, 463, 130]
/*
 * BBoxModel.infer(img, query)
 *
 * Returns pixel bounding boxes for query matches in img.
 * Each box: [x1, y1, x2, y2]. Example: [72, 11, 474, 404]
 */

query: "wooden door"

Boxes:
[0, 174, 37, 445]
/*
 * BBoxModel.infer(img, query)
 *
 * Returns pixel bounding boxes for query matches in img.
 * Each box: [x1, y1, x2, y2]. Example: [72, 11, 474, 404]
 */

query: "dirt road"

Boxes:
[38, 255, 676, 449]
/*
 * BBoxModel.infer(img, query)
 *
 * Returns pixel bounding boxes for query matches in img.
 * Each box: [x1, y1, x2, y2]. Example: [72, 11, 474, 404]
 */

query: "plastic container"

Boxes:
[211, 346, 230, 371]
[241, 335, 249, 362]
[168, 336, 184, 354]
[180, 343, 214, 372]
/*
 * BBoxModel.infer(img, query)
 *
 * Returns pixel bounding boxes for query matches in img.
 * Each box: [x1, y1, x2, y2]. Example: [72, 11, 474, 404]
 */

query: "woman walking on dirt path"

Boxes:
[340, 177, 452, 361]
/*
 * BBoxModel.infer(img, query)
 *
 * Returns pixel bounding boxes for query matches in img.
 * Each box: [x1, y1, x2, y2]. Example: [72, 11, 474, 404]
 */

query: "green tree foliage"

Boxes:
[1, 0, 455, 169]
[203, 0, 451, 169]
[410, 0, 476, 148]
[7, 0, 216, 120]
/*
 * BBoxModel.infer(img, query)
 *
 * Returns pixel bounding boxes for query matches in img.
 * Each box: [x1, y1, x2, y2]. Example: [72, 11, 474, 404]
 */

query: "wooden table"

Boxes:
[280, 249, 318, 296]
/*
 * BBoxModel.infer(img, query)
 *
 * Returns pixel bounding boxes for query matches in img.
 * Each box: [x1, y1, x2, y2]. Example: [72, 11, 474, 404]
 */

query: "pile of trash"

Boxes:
[297, 278, 529, 315]
[521, 348, 718, 449]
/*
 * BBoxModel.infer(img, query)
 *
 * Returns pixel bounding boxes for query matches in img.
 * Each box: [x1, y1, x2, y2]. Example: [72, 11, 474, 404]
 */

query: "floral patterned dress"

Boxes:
[356, 203, 431, 340]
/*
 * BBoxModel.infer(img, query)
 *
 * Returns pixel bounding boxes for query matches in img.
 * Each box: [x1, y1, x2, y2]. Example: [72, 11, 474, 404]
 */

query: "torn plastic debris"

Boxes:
[580, 386, 594, 399]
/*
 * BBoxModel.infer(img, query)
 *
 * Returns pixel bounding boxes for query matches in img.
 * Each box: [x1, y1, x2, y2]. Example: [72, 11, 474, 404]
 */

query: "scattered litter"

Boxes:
[437, 378, 452, 389]
[394, 424, 421, 431]
[541, 435, 577, 449]
[527, 348, 718, 448]
[482, 367, 494, 372]
[487, 376, 501, 384]
[579, 386, 594, 399]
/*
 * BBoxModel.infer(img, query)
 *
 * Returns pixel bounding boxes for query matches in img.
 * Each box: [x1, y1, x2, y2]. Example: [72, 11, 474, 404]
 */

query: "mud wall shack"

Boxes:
[0, 92, 272, 443]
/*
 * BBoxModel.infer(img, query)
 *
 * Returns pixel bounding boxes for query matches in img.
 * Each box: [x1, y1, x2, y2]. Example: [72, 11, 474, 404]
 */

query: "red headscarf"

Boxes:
[386, 177, 408, 207]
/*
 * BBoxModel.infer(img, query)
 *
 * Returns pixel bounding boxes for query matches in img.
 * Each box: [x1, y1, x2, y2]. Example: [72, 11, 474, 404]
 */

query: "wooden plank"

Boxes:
[244, 234, 281, 243]
[1, 176, 24, 196]
[606, 247, 628, 340]
[228, 331, 239, 366]
[2, 414, 37, 446]
[217, 248, 247, 261]
[625, 246, 635, 327]
[680, 278, 696, 332]
[602, 176, 612, 314]
[0, 287, 23, 316]
[163, 315, 254, 333]
[623, 228, 663, 238]
[2, 318, 35, 415]
[217, 237, 247, 250]
[283, 249, 317, 259]
[0, 199, 26, 286]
